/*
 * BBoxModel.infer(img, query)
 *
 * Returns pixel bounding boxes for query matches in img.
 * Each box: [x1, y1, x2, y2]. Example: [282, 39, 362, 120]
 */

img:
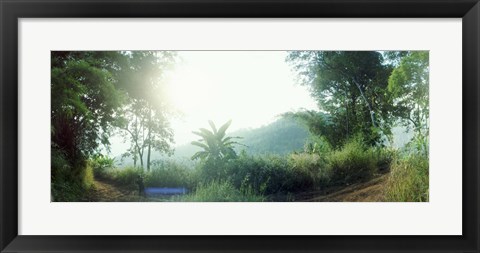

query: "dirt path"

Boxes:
[306, 174, 388, 202]
[84, 174, 389, 202]
[84, 179, 144, 202]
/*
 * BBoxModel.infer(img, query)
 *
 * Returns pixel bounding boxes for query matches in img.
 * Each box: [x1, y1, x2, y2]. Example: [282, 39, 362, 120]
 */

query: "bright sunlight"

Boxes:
[165, 51, 317, 146]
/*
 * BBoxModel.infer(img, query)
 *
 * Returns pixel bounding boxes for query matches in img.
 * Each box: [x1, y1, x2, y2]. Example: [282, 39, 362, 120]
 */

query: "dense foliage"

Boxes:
[51, 51, 177, 201]
[51, 50, 429, 202]
[51, 52, 124, 164]
[88, 137, 394, 201]
[286, 51, 396, 146]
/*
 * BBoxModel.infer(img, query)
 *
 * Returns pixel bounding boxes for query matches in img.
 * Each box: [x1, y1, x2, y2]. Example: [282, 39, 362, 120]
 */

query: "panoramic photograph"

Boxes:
[51, 50, 429, 202]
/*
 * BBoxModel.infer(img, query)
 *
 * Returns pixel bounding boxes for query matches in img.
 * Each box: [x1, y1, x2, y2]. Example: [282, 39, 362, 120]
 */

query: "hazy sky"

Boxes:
[108, 51, 317, 157]
[165, 51, 317, 145]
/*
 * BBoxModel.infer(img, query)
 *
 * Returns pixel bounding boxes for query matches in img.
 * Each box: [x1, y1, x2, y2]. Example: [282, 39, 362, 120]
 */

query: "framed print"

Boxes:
[1, 0, 479, 252]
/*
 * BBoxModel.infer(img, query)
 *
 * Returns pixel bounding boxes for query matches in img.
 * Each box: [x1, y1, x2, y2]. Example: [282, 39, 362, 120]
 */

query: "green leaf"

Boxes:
[208, 120, 218, 134]
[217, 120, 232, 140]
[191, 141, 210, 150]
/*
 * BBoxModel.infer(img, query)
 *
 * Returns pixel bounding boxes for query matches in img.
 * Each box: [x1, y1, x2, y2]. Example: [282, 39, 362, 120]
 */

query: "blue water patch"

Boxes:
[145, 187, 187, 196]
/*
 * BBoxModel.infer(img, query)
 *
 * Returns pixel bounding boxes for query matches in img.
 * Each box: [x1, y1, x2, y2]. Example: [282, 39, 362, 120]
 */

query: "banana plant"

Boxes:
[191, 120, 243, 162]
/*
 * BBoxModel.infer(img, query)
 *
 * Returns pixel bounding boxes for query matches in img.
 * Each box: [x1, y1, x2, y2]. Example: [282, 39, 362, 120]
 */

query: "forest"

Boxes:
[51, 51, 429, 202]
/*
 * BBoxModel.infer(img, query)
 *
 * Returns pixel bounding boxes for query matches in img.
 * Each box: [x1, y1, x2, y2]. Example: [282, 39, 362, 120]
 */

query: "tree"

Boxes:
[388, 51, 429, 137]
[118, 100, 149, 168]
[191, 120, 243, 179]
[286, 51, 395, 146]
[51, 51, 125, 164]
[116, 51, 177, 171]
[191, 120, 242, 162]
[282, 110, 338, 146]
[388, 52, 429, 154]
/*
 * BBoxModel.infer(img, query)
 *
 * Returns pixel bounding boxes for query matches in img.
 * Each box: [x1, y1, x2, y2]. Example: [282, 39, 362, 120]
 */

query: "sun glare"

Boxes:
[166, 66, 217, 114]
[163, 51, 318, 146]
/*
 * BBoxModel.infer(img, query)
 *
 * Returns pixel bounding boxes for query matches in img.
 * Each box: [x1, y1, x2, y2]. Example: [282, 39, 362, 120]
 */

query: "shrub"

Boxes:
[90, 154, 116, 179]
[93, 160, 196, 192]
[371, 147, 396, 172]
[51, 148, 94, 201]
[196, 158, 229, 182]
[288, 153, 330, 190]
[110, 167, 144, 190]
[145, 161, 196, 189]
[304, 135, 332, 155]
[327, 138, 377, 185]
[225, 153, 329, 196]
[180, 181, 266, 202]
[51, 180, 85, 202]
[226, 154, 291, 195]
[404, 134, 429, 157]
[384, 154, 429, 202]
[51, 148, 72, 183]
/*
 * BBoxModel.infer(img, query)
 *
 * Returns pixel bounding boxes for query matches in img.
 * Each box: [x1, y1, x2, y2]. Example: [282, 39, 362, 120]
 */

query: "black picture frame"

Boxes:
[1, 0, 479, 252]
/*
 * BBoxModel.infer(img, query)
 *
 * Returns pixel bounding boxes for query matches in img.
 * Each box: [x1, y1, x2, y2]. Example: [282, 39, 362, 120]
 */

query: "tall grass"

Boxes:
[179, 181, 266, 202]
[225, 154, 290, 195]
[224, 153, 330, 195]
[287, 153, 330, 190]
[109, 167, 145, 190]
[327, 138, 377, 185]
[91, 157, 196, 191]
[79, 136, 399, 202]
[145, 161, 196, 189]
[205, 137, 393, 197]
[371, 146, 396, 171]
[384, 154, 429, 202]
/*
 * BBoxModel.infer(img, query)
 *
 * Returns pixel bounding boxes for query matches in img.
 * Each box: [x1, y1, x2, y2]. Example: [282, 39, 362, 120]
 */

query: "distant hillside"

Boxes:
[116, 118, 414, 167]
[233, 118, 310, 155]
[173, 118, 310, 159]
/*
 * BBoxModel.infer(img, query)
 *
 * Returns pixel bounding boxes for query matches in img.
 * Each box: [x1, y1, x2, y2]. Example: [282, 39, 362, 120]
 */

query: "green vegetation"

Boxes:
[286, 51, 395, 146]
[224, 152, 331, 197]
[234, 118, 310, 155]
[179, 181, 266, 202]
[191, 120, 241, 162]
[384, 137, 429, 202]
[91, 157, 195, 191]
[51, 52, 124, 201]
[115, 51, 177, 171]
[384, 155, 429, 202]
[327, 137, 377, 185]
[51, 147, 95, 201]
[173, 117, 310, 159]
[191, 120, 243, 181]
[84, 136, 395, 201]
[51, 51, 177, 201]
[52, 50, 429, 202]
[388, 52, 429, 138]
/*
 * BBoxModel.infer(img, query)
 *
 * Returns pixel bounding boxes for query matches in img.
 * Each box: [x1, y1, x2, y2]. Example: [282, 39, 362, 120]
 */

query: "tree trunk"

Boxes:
[133, 116, 138, 168]
[138, 149, 144, 168]
[351, 78, 376, 128]
[146, 107, 152, 172]
[147, 140, 151, 172]
[344, 87, 349, 138]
